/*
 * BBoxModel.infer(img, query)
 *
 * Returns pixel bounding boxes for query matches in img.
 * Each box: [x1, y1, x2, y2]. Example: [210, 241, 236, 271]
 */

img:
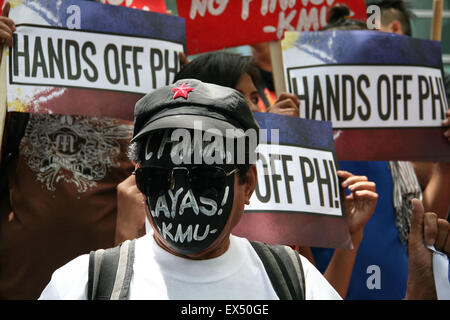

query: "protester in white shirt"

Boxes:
[39, 79, 440, 300]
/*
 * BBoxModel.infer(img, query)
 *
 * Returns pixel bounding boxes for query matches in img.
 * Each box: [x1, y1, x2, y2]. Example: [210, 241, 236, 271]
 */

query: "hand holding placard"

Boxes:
[5, 0, 186, 121]
[443, 109, 450, 142]
[282, 30, 450, 161]
[266, 92, 300, 117]
[0, 2, 13, 48]
[405, 198, 450, 299]
[338, 170, 377, 246]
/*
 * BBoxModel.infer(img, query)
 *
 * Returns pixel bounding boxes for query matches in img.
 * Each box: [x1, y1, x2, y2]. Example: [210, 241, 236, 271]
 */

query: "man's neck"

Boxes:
[153, 233, 231, 260]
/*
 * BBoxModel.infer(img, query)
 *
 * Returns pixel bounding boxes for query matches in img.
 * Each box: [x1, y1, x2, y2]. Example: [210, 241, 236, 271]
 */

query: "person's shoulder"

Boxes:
[295, 251, 343, 300]
[56, 253, 90, 274]
[39, 253, 90, 300]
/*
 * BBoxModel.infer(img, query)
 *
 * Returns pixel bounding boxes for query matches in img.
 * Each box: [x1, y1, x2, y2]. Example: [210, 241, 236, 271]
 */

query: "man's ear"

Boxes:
[244, 165, 257, 205]
[387, 20, 403, 35]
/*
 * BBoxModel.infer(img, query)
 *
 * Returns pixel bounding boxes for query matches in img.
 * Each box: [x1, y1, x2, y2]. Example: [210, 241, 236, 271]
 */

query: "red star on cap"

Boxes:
[172, 83, 194, 99]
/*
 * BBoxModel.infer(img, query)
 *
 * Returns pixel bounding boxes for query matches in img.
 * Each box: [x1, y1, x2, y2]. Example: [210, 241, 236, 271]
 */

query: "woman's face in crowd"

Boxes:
[235, 73, 260, 113]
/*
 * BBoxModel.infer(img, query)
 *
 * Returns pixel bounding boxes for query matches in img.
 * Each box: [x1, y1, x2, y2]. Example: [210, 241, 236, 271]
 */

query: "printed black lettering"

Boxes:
[65, 40, 81, 80]
[150, 48, 163, 89]
[13, 34, 30, 77]
[104, 43, 120, 84]
[299, 156, 314, 205]
[255, 153, 271, 203]
[48, 38, 64, 79]
[133, 46, 144, 87]
[377, 75, 391, 121]
[326, 75, 340, 121]
[31, 36, 49, 78]
[311, 75, 325, 120]
[328, 159, 339, 209]
[342, 75, 356, 121]
[292, 77, 310, 118]
[429, 76, 443, 120]
[438, 77, 448, 118]
[121, 45, 133, 86]
[402, 75, 412, 120]
[418, 75, 429, 120]
[82, 41, 98, 82]
[357, 74, 371, 121]
[165, 49, 179, 85]
[313, 158, 332, 208]
[269, 153, 282, 203]
[281, 155, 294, 204]
[392, 75, 403, 120]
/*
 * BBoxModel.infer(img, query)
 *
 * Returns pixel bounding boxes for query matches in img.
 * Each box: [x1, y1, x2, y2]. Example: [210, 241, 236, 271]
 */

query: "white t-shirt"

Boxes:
[39, 234, 342, 300]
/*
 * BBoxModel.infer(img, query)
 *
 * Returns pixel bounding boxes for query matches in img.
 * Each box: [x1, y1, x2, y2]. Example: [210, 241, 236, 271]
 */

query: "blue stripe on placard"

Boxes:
[253, 112, 335, 151]
[294, 30, 442, 69]
[17, 0, 185, 43]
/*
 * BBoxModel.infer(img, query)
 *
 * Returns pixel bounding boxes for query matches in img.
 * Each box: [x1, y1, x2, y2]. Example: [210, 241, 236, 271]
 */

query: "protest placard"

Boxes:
[5, 0, 185, 121]
[282, 30, 450, 161]
[233, 112, 351, 249]
[176, 0, 366, 55]
[0, 0, 168, 15]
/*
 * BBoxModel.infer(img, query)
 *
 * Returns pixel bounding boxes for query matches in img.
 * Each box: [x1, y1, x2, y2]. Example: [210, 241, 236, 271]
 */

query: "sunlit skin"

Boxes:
[378, 20, 403, 35]
[235, 73, 261, 112]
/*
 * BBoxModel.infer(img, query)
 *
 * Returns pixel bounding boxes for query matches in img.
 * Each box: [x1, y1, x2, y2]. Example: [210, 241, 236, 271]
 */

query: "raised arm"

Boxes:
[322, 170, 378, 298]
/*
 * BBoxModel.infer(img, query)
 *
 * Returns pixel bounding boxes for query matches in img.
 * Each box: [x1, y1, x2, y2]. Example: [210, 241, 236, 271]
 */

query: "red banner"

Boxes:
[0, 0, 167, 14]
[177, 0, 367, 55]
[101, 0, 167, 12]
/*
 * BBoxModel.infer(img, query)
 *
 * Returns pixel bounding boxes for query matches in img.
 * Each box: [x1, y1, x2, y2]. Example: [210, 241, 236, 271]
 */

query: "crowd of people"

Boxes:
[0, 0, 449, 300]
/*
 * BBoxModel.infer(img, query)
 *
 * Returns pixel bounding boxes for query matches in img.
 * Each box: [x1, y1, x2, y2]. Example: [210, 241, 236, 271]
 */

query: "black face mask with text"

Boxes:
[138, 131, 236, 255]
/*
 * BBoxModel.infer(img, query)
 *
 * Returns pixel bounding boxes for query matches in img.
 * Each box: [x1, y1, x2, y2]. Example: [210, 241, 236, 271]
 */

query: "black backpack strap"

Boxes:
[250, 241, 305, 300]
[88, 239, 135, 300]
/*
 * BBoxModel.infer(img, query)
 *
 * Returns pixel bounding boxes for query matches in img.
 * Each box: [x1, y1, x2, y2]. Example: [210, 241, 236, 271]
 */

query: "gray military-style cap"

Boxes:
[131, 79, 260, 142]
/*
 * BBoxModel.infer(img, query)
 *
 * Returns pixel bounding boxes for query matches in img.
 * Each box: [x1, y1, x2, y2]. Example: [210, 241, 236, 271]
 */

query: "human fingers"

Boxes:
[277, 108, 299, 117]
[443, 118, 450, 126]
[443, 109, 450, 141]
[348, 181, 376, 193]
[0, 16, 15, 30]
[337, 170, 353, 179]
[409, 199, 425, 245]
[443, 109, 450, 125]
[178, 52, 189, 67]
[267, 105, 299, 117]
[442, 228, 450, 255]
[434, 219, 449, 254]
[353, 190, 378, 200]
[444, 128, 450, 142]
[341, 175, 368, 189]
[268, 98, 297, 111]
[424, 212, 438, 246]
[0, 26, 13, 47]
[277, 92, 300, 108]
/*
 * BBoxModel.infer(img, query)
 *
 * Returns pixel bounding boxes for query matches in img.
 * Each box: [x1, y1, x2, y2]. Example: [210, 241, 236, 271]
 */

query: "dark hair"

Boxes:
[369, 0, 415, 36]
[322, 5, 368, 31]
[174, 51, 261, 89]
